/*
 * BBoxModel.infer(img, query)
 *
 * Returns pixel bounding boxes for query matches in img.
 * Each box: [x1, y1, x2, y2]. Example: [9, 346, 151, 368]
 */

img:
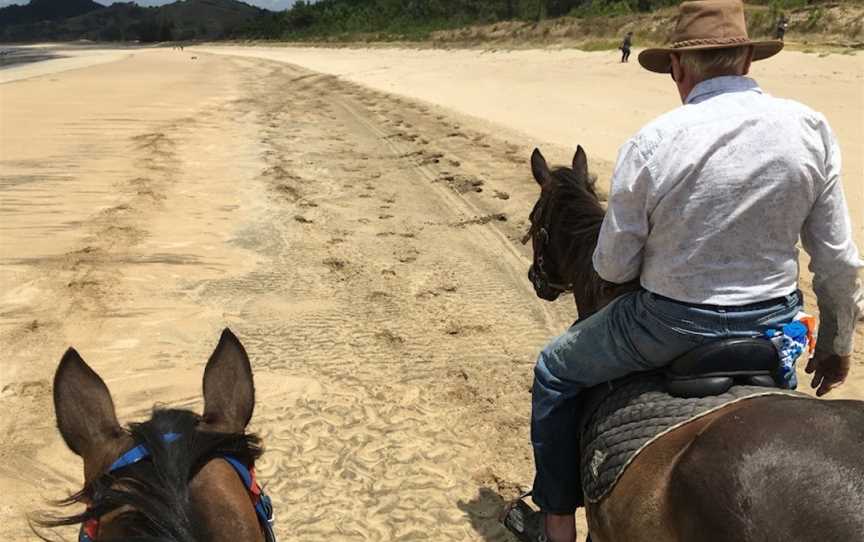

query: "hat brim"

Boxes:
[638, 40, 783, 73]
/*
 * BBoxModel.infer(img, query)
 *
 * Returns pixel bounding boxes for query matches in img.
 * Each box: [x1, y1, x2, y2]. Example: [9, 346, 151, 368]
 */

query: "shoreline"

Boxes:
[0, 47, 63, 70]
[0, 45, 139, 84]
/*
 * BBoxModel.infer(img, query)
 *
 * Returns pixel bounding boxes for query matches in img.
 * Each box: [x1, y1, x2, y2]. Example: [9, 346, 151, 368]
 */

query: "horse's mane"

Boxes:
[34, 409, 262, 542]
[542, 165, 641, 315]
[546, 166, 606, 246]
[538, 166, 608, 314]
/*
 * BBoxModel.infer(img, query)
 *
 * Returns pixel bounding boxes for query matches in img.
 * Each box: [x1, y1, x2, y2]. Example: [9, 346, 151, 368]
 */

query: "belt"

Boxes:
[650, 290, 801, 313]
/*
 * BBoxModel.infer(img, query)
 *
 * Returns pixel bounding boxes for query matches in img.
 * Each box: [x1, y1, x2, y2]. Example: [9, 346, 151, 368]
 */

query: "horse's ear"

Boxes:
[202, 329, 255, 434]
[531, 148, 553, 188]
[573, 145, 589, 180]
[53, 349, 123, 458]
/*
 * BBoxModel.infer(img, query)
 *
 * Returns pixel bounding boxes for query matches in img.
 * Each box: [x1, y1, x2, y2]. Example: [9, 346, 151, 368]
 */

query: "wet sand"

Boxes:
[0, 44, 133, 84]
[0, 45, 861, 540]
[0, 48, 61, 69]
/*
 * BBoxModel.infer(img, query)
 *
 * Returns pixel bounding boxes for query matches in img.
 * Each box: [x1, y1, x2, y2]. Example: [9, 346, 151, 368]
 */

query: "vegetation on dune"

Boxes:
[236, 0, 860, 44]
[238, 0, 683, 40]
[0, 0, 858, 48]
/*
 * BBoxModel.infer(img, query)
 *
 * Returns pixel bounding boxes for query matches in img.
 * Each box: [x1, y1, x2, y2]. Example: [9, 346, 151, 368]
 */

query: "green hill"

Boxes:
[0, 0, 103, 27]
[0, 0, 265, 42]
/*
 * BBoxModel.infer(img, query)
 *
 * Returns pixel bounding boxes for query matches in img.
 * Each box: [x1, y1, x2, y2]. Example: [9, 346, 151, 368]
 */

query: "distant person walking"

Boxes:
[620, 32, 633, 63]
[775, 15, 789, 40]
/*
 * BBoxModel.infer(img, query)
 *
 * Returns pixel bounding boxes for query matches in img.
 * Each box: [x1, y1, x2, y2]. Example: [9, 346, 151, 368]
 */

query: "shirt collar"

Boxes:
[685, 76, 762, 105]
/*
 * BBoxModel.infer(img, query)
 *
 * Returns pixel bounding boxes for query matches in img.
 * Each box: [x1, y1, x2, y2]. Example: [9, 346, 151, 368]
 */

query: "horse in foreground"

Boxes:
[37, 329, 275, 542]
[521, 147, 864, 541]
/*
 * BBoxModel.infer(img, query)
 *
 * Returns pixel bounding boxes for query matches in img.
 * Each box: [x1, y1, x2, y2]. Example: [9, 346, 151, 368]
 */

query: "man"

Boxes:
[620, 31, 633, 63]
[504, 1, 862, 541]
[775, 14, 789, 40]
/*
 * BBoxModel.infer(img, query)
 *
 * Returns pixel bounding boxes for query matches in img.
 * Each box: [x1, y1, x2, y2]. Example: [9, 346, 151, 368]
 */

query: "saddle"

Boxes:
[577, 337, 801, 504]
[664, 337, 781, 398]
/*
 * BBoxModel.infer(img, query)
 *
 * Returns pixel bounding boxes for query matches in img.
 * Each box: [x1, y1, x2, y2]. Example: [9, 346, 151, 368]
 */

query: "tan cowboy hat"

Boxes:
[638, 0, 783, 74]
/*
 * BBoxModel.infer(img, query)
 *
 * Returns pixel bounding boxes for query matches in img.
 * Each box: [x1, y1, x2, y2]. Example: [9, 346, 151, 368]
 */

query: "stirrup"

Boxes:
[501, 493, 549, 542]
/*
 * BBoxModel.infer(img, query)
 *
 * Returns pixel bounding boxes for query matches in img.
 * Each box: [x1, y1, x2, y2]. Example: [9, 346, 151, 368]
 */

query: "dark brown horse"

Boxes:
[36, 329, 274, 542]
[525, 147, 864, 542]
[524, 146, 639, 315]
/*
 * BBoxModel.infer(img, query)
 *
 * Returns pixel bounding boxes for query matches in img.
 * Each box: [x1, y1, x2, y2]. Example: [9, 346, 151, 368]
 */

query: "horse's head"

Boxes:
[43, 329, 272, 542]
[524, 147, 641, 318]
[524, 146, 604, 305]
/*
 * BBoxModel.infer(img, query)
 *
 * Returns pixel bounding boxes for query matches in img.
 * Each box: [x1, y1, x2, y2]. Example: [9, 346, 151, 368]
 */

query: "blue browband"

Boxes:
[79, 433, 275, 542]
[108, 432, 181, 471]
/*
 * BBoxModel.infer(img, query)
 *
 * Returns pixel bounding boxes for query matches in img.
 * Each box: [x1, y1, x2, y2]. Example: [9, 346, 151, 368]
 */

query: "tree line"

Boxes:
[238, 0, 680, 39]
[0, 0, 258, 43]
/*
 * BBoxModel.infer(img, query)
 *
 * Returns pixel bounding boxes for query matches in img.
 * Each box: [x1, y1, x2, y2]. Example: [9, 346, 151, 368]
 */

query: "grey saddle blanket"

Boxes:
[580, 376, 802, 503]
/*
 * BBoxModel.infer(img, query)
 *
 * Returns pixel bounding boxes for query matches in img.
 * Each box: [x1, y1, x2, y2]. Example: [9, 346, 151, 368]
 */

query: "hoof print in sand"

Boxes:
[437, 174, 484, 194]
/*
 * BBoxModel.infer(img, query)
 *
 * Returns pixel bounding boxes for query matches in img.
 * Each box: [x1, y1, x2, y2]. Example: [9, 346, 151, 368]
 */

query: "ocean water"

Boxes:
[0, 45, 61, 69]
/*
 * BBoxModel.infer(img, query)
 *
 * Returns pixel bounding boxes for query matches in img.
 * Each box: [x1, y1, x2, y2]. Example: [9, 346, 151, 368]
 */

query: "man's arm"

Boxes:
[800, 127, 863, 388]
[592, 142, 652, 284]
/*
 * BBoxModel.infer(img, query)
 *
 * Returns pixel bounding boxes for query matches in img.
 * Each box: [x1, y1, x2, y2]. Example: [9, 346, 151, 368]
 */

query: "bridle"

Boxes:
[79, 433, 276, 542]
[522, 193, 574, 296]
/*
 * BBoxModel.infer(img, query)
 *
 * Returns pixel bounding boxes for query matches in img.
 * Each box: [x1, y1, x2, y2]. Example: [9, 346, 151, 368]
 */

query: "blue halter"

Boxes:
[79, 433, 275, 542]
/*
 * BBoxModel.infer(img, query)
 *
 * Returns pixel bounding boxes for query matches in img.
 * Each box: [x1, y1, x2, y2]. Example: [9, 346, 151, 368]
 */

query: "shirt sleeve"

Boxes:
[800, 125, 863, 356]
[592, 141, 652, 284]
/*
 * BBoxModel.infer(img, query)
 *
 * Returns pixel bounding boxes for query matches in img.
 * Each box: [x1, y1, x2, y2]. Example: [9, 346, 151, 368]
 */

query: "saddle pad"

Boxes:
[580, 376, 802, 503]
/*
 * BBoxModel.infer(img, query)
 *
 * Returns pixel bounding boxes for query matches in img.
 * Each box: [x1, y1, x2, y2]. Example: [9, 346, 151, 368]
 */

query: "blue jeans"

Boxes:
[530, 289, 803, 514]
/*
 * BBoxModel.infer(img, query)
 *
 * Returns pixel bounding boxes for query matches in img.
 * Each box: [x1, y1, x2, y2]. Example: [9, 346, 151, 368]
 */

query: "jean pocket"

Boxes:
[644, 299, 715, 337]
[631, 319, 707, 369]
[660, 323, 709, 346]
[753, 304, 800, 327]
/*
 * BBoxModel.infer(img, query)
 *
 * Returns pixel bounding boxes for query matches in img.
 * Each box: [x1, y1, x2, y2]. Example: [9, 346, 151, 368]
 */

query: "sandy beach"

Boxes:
[0, 44, 134, 84]
[197, 44, 864, 246]
[0, 45, 861, 540]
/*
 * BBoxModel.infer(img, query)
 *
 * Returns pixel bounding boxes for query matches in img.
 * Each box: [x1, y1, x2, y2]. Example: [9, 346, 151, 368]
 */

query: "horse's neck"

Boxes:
[565, 240, 605, 317]
[572, 272, 603, 318]
[561, 227, 637, 317]
[552, 188, 630, 316]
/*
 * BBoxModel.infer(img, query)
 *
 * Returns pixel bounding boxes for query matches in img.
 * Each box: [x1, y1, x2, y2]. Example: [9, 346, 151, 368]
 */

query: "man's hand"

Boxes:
[805, 352, 851, 397]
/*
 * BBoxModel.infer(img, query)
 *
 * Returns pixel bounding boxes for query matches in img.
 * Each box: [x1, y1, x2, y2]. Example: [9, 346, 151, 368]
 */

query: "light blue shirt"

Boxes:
[593, 76, 862, 355]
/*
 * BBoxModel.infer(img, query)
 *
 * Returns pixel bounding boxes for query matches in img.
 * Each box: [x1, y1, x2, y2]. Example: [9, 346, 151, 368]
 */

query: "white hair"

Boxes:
[678, 46, 752, 81]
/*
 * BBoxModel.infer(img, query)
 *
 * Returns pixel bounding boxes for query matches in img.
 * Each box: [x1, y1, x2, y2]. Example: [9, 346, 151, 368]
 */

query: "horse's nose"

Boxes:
[528, 264, 537, 284]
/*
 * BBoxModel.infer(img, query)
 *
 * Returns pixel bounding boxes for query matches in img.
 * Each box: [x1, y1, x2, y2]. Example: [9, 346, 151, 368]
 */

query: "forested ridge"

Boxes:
[0, 0, 102, 27]
[0, 0, 263, 42]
